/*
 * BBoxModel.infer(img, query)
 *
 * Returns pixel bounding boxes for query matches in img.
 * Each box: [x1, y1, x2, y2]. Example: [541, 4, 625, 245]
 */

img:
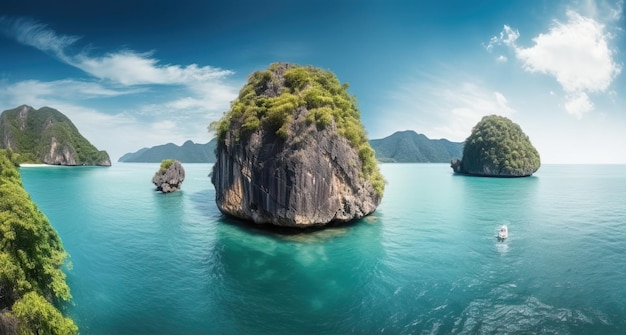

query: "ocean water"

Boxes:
[19, 163, 626, 334]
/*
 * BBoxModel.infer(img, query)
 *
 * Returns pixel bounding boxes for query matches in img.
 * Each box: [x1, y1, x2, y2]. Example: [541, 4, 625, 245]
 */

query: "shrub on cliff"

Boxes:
[452, 115, 540, 177]
[211, 63, 384, 195]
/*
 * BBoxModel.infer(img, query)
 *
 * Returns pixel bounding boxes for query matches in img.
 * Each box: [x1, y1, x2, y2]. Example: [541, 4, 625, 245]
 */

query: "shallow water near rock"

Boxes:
[19, 163, 626, 334]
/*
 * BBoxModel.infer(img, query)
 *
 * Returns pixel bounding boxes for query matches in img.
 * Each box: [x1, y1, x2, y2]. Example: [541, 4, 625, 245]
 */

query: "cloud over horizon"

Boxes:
[487, 9, 622, 118]
[0, 16, 239, 159]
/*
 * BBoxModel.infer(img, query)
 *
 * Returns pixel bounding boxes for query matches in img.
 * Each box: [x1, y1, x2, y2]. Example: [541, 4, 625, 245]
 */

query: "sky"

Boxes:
[0, 0, 624, 163]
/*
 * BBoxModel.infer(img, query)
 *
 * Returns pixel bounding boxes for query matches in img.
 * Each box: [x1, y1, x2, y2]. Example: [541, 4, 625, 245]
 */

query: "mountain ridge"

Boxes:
[119, 131, 462, 164]
[118, 139, 217, 163]
[369, 130, 463, 163]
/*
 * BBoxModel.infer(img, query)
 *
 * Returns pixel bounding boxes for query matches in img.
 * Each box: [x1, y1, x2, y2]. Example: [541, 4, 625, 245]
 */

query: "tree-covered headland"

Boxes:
[0, 150, 77, 335]
[0, 105, 110, 166]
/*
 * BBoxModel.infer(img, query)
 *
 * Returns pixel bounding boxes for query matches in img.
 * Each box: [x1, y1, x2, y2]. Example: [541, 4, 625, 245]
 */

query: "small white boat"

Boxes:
[498, 225, 508, 240]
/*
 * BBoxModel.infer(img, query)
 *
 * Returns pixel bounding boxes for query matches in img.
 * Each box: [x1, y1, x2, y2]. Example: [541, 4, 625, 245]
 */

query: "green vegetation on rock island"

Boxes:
[0, 105, 111, 166]
[211, 63, 384, 195]
[0, 150, 77, 335]
[451, 115, 540, 177]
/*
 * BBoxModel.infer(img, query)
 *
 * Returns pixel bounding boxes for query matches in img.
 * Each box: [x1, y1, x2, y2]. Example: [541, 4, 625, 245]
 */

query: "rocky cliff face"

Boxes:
[211, 63, 383, 227]
[0, 105, 111, 166]
[152, 160, 185, 193]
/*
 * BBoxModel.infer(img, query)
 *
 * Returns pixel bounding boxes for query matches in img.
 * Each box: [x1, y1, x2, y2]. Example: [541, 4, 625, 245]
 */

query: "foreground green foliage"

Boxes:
[457, 115, 540, 176]
[210, 63, 384, 196]
[0, 150, 77, 334]
[0, 105, 110, 165]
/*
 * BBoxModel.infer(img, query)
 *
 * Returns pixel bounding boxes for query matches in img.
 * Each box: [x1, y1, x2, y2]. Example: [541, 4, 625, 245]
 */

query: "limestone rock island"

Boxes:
[0, 105, 111, 166]
[152, 159, 185, 193]
[211, 63, 384, 227]
[451, 115, 540, 177]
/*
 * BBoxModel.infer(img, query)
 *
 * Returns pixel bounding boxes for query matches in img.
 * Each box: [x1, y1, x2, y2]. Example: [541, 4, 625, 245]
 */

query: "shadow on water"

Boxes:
[205, 212, 387, 334]
[453, 173, 539, 228]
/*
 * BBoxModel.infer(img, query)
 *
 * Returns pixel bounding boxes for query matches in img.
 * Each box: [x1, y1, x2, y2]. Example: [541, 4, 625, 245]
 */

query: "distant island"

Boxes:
[118, 139, 217, 163]
[120, 131, 461, 164]
[369, 130, 463, 163]
[0, 105, 111, 166]
[451, 115, 540, 177]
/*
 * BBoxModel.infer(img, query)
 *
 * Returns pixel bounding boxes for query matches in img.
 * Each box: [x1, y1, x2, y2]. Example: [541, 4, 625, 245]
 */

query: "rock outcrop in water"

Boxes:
[451, 115, 540, 177]
[210, 63, 384, 227]
[152, 159, 185, 193]
[0, 105, 111, 166]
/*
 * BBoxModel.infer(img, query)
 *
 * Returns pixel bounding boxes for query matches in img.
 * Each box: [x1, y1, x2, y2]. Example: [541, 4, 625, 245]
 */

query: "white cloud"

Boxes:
[485, 25, 520, 51]
[496, 55, 508, 62]
[0, 17, 235, 87]
[564, 92, 594, 118]
[516, 11, 620, 93]
[430, 85, 516, 140]
[0, 16, 240, 158]
[488, 9, 622, 118]
[381, 71, 517, 142]
[0, 16, 79, 60]
[71, 51, 233, 86]
[1, 79, 140, 103]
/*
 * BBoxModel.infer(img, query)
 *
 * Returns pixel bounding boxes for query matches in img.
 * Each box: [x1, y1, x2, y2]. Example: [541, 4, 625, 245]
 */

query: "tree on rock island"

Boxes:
[210, 63, 384, 227]
[152, 159, 185, 193]
[451, 115, 540, 177]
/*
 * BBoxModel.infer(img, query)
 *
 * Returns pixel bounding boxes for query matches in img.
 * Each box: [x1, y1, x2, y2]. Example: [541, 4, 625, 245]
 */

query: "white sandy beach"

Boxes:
[19, 163, 53, 167]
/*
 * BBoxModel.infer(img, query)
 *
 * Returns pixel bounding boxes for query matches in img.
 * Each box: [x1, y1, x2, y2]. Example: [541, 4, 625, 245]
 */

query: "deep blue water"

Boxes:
[19, 163, 626, 334]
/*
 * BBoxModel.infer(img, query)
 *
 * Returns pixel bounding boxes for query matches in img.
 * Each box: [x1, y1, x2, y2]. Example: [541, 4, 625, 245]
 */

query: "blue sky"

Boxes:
[1, 0, 624, 163]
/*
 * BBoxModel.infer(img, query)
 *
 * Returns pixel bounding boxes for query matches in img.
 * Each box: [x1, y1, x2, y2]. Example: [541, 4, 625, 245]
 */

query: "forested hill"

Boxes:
[0, 105, 110, 166]
[119, 139, 217, 163]
[120, 131, 461, 164]
[369, 130, 463, 163]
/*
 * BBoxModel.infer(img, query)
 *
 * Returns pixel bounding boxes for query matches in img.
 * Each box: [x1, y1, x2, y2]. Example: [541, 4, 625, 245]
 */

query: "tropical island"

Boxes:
[369, 130, 463, 163]
[210, 62, 384, 227]
[0, 105, 111, 166]
[0, 150, 77, 335]
[451, 115, 540, 177]
[119, 140, 217, 163]
[152, 159, 185, 193]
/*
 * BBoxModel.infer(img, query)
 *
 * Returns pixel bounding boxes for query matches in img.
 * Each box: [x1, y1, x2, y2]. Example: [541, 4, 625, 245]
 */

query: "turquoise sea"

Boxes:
[19, 163, 626, 334]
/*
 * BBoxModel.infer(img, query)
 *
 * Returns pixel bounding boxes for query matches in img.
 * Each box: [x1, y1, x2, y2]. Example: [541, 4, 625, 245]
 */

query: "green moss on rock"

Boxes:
[211, 63, 383, 196]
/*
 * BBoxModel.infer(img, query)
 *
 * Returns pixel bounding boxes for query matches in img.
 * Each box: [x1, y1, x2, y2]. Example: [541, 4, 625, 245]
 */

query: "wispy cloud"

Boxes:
[0, 16, 234, 87]
[0, 16, 79, 59]
[487, 8, 622, 118]
[376, 69, 517, 141]
[0, 80, 216, 160]
[0, 79, 142, 104]
[71, 51, 234, 86]
[0, 16, 240, 158]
